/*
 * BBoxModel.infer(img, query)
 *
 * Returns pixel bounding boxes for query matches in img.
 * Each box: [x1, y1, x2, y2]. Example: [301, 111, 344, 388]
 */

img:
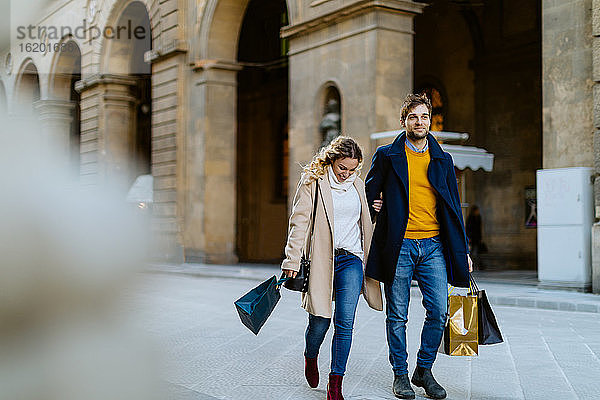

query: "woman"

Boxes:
[281, 136, 383, 400]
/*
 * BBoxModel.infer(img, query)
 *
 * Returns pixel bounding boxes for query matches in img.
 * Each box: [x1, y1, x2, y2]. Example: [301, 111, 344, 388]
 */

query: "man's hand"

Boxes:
[282, 269, 298, 278]
[372, 199, 383, 212]
[372, 193, 383, 213]
[467, 254, 473, 273]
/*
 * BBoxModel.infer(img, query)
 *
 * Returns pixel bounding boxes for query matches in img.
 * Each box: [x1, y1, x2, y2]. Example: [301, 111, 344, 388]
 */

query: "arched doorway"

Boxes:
[101, 0, 152, 188]
[236, 0, 289, 262]
[414, 0, 542, 271]
[15, 60, 40, 115]
[51, 39, 82, 173]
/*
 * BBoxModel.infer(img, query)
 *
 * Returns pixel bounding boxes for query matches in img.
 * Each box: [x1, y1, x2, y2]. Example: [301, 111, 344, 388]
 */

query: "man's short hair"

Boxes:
[400, 93, 432, 124]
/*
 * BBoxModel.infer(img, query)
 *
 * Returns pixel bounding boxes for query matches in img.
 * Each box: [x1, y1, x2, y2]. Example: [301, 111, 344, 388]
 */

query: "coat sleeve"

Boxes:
[445, 153, 469, 254]
[365, 147, 385, 222]
[281, 177, 313, 272]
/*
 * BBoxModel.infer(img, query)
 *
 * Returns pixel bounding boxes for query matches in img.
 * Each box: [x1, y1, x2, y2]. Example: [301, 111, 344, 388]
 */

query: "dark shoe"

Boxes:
[411, 366, 447, 399]
[392, 374, 415, 399]
[304, 355, 319, 388]
[327, 373, 344, 400]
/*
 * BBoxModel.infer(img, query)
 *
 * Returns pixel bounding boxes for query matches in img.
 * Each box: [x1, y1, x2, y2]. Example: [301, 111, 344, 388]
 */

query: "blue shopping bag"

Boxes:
[234, 276, 287, 335]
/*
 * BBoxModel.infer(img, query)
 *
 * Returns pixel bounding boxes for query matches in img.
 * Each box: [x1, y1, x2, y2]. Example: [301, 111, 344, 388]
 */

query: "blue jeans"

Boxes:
[384, 236, 448, 376]
[304, 253, 363, 376]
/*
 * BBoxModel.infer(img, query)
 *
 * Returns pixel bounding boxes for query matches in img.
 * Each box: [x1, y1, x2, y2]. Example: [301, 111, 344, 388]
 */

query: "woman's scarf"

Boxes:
[327, 164, 356, 192]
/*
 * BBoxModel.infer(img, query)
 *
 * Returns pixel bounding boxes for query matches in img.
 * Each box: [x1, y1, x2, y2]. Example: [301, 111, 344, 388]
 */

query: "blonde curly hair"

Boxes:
[303, 136, 363, 182]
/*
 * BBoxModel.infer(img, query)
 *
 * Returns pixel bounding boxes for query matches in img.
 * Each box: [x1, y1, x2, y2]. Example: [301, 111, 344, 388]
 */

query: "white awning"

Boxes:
[370, 130, 494, 172]
[440, 144, 494, 172]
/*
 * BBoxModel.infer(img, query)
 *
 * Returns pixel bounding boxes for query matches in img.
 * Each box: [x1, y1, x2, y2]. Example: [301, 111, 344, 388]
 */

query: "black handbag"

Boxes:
[469, 275, 503, 345]
[283, 182, 319, 292]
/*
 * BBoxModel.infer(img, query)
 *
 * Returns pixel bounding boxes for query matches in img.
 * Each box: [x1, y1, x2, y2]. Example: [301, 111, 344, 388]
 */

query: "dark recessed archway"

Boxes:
[236, 0, 289, 262]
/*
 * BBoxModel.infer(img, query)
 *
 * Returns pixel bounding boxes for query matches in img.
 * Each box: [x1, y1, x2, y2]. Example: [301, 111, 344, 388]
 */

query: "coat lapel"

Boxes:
[388, 132, 409, 199]
[318, 176, 335, 237]
[354, 178, 371, 259]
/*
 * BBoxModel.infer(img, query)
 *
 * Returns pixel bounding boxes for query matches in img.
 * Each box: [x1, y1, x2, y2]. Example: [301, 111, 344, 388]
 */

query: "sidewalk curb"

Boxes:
[144, 263, 600, 314]
[486, 295, 600, 314]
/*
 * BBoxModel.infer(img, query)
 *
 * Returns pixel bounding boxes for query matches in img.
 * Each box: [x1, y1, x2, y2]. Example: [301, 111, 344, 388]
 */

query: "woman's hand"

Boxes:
[282, 269, 298, 278]
[372, 199, 383, 213]
[467, 254, 473, 272]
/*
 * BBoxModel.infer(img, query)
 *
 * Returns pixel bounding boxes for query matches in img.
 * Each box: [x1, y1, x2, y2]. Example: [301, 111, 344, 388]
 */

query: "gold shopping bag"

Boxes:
[439, 294, 478, 356]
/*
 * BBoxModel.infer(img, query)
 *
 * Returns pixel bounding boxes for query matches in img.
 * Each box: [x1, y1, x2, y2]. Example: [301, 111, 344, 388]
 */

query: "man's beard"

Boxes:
[406, 128, 428, 140]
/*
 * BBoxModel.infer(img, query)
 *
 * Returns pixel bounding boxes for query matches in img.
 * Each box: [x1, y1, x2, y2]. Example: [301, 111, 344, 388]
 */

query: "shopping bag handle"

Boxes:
[449, 274, 479, 296]
[276, 276, 290, 289]
[468, 273, 480, 295]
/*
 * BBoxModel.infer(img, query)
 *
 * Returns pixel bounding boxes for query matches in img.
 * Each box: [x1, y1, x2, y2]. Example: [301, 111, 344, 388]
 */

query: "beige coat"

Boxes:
[281, 173, 383, 318]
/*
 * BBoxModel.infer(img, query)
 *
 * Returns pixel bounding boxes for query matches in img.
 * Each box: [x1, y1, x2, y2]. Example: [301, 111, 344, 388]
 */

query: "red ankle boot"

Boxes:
[304, 355, 319, 388]
[327, 373, 344, 400]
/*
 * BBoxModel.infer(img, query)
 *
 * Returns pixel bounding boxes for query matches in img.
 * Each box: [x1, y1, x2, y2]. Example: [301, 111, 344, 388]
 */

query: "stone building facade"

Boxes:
[1, 0, 599, 292]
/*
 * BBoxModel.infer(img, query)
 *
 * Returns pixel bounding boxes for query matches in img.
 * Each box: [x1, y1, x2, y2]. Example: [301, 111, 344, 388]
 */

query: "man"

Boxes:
[365, 93, 473, 399]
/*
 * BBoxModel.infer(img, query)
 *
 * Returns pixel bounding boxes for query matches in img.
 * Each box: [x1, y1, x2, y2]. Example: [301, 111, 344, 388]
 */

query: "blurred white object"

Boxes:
[537, 167, 594, 291]
[439, 144, 494, 172]
[0, 113, 162, 400]
[370, 130, 494, 171]
[126, 174, 154, 204]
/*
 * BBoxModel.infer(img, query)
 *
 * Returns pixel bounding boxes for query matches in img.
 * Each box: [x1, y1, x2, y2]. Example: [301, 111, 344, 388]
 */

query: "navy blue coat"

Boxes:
[365, 132, 470, 287]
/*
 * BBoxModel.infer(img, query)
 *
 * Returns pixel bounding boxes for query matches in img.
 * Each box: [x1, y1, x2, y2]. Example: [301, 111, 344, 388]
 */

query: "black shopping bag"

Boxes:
[234, 276, 285, 335]
[470, 275, 503, 345]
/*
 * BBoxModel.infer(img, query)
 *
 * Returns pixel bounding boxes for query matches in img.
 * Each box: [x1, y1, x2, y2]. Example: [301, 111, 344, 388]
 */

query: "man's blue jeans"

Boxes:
[304, 252, 363, 376]
[384, 236, 448, 376]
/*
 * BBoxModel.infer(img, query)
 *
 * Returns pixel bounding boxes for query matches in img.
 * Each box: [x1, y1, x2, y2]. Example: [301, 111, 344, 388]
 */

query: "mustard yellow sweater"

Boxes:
[404, 144, 440, 239]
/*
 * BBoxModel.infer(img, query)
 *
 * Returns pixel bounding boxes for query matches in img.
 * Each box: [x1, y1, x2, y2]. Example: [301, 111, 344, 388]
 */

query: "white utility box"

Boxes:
[537, 167, 594, 291]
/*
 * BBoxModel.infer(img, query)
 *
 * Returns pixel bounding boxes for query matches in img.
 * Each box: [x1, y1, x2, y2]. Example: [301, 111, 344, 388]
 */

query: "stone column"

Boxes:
[543, 0, 593, 169]
[282, 1, 424, 197]
[542, 0, 596, 291]
[76, 74, 138, 192]
[34, 99, 76, 172]
[186, 61, 241, 264]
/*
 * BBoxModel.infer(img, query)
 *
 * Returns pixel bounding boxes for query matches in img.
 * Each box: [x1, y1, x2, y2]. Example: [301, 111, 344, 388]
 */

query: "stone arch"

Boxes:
[14, 58, 41, 114]
[85, 0, 164, 77]
[85, 0, 154, 192]
[49, 36, 82, 100]
[316, 81, 343, 118]
[316, 80, 344, 106]
[100, 0, 153, 74]
[199, 0, 292, 61]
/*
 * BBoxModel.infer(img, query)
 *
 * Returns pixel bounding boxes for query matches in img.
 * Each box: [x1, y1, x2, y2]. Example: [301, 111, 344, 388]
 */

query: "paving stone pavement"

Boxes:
[147, 264, 600, 314]
[126, 273, 600, 400]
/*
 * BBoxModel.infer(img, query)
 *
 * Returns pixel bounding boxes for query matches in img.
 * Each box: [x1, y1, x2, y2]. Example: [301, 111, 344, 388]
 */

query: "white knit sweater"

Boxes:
[327, 166, 363, 260]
